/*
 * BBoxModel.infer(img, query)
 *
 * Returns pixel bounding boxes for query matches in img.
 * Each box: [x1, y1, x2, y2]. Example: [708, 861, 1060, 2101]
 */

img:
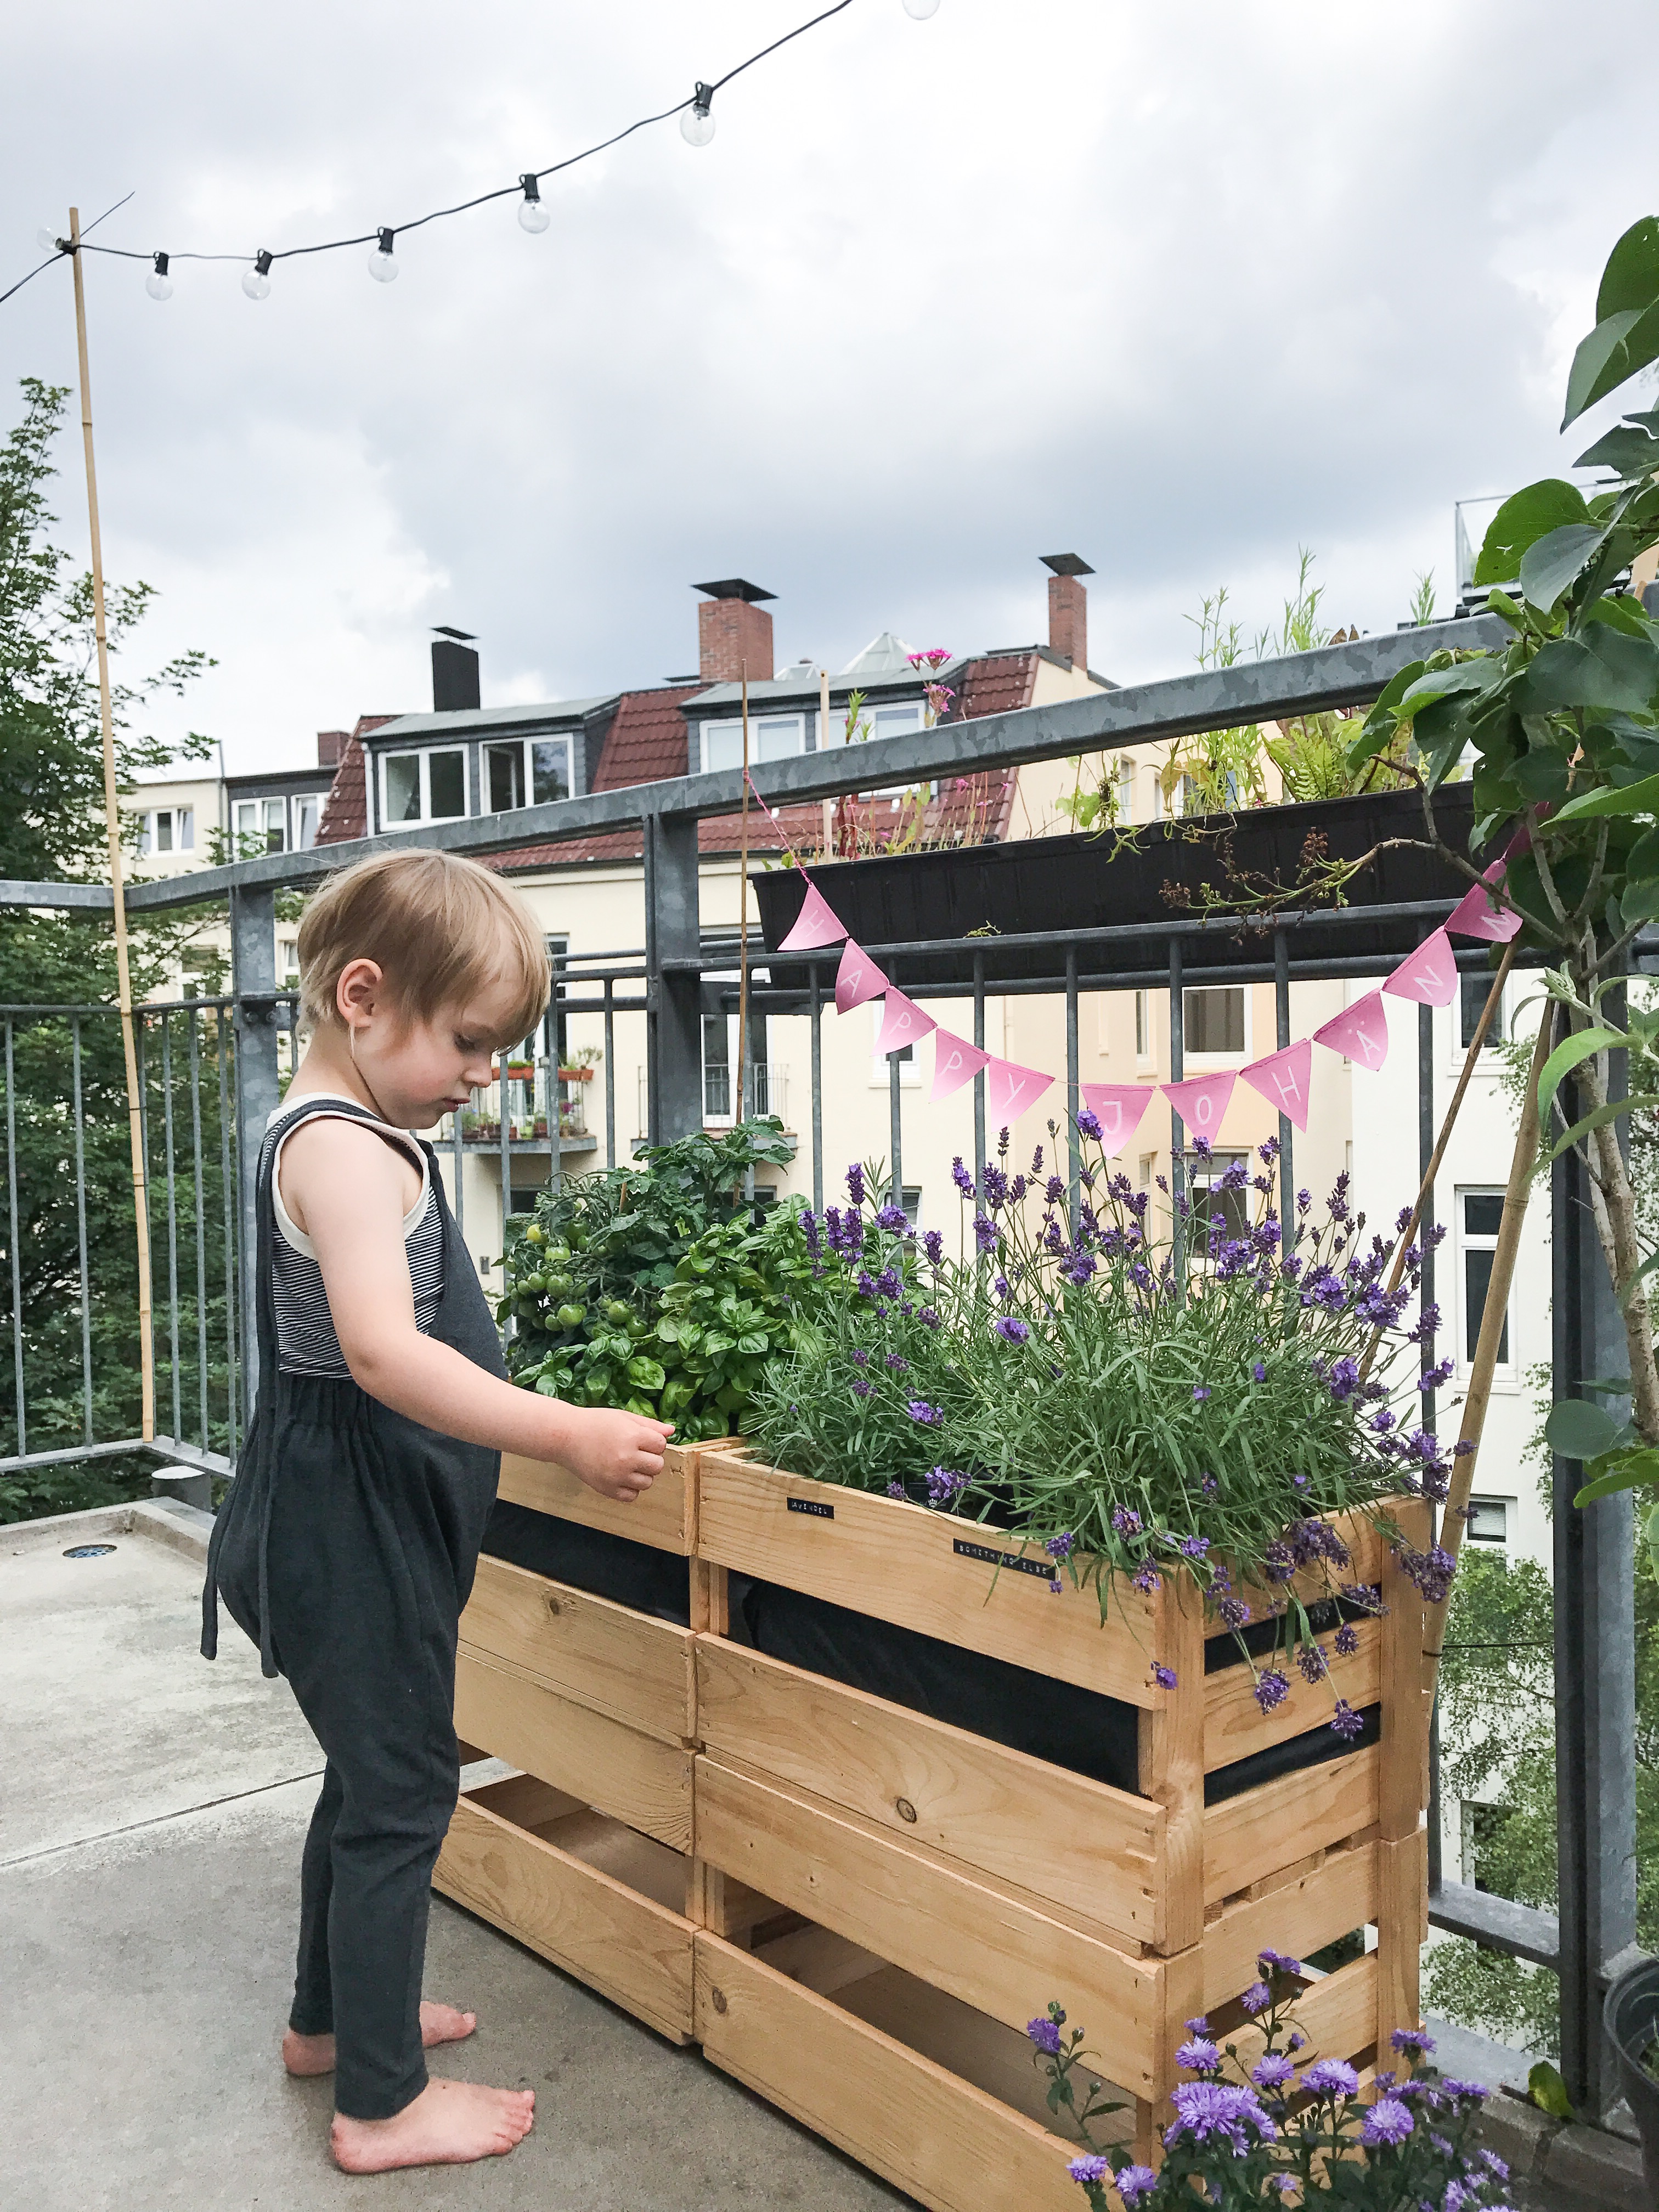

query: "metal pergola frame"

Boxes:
[0, 606, 1641, 2112]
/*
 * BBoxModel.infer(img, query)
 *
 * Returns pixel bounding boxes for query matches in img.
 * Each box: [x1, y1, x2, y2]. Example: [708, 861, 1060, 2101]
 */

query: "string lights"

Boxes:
[3, 0, 942, 312]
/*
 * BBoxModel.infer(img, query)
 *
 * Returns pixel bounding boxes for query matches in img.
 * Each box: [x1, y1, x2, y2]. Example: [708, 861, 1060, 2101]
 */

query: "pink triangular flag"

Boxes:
[777, 881, 849, 952]
[1447, 863, 1522, 945]
[1239, 1040, 1313, 1134]
[834, 939, 888, 1015]
[931, 1030, 991, 1102]
[1314, 991, 1390, 1070]
[984, 1057, 1054, 1122]
[1079, 1083, 1156, 1157]
[1161, 1071, 1237, 1138]
[874, 986, 937, 1057]
[1384, 926, 1459, 1007]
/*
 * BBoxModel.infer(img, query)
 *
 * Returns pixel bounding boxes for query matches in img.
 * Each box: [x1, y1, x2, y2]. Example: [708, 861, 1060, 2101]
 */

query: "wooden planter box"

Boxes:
[693, 1445, 1429, 2170]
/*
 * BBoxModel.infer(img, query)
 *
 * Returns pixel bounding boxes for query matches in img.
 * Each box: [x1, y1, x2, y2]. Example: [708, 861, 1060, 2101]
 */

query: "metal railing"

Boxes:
[0, 606, 1640, 2115]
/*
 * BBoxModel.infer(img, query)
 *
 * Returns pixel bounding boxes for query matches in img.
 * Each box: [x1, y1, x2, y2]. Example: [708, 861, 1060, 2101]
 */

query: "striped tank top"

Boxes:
[264, 1092, 445, 1378]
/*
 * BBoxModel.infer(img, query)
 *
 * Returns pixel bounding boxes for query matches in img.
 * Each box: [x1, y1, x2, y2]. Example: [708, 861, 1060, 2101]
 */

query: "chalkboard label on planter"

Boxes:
[787, 1497, 836, 1519]
[953, 1537, 1058, 1582]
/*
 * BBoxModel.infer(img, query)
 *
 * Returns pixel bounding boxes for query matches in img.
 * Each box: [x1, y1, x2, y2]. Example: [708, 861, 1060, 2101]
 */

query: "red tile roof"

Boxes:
[315, 714, 408, 845]
[591, 686, 703, 790]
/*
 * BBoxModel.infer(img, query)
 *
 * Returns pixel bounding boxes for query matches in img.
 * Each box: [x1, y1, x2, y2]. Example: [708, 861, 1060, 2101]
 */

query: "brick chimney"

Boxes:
[694, 578, 776, 684]
[317, 729, 348, 768]
[1041, 553, 1094, 672]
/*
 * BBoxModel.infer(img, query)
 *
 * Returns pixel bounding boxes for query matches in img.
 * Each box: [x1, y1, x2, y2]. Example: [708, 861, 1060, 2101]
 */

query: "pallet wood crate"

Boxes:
[693, 1446, 1429, 2177]
[435, 1442, 719, 2040]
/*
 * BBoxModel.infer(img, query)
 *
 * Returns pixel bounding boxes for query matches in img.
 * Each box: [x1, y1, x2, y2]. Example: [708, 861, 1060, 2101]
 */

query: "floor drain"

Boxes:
[63, 1544, 116, 1559]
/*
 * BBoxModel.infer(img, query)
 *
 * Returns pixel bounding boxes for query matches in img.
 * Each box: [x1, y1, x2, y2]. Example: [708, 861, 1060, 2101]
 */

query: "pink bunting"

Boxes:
[1239, 1039, 1313, 1134]
[834, 939, 888, 1014]
[1384, 926, 1459, 1007]
[1161, 1071, 1237, 1138]
[1314, 991, 1390, 1070]
[985, 1057, 1054, 1123]
[777, 882, 849, 952]
[1079, 1083, 1156, 1157]
[930, 1030, 992, 1103]
[1447, 863, 1522, 945]
[875, 987, 937, 1057]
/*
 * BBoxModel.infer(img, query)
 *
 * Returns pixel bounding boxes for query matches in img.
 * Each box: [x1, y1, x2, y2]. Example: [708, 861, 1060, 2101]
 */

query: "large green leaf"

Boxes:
[1574, 422, 1659, 479]
[1474, 481, 1592, 584]
[1549, 766, 1659, 822]
[1519, 523, 1609, 614]
[1563, 305, 1659, 429]
[1546, 1092, 1659, 1164]
[1546, 1396, 1622, 1461]
[1397, 661, 1496, 716]
[1536, 1024, 1626, 1124]
[1573, 1448, 1659, 1506]
[1515, 628, 1659, 716]
[1596, 214, 1659, 322]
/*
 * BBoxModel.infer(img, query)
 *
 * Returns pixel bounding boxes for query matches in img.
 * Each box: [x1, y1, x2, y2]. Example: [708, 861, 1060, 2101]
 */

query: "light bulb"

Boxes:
[369, 227, 398, 282]
[145, 252, 172, 302]
[902, 0, 941, 15]
[37, 227, 61, 251]
[681, 83, 715, 146]
[242, 251, 272, 301]
[518, 174, 550, 233]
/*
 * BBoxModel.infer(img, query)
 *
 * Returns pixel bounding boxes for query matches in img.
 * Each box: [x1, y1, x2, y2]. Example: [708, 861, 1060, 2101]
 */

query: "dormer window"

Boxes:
[381, 747, 467, 826]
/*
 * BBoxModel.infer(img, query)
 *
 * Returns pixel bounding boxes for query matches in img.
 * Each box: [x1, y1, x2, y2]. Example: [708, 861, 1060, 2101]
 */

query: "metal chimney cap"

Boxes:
[1040, 553, 1094, 577]
[692, 578, 776, 603]
[432, 625, 478, 640]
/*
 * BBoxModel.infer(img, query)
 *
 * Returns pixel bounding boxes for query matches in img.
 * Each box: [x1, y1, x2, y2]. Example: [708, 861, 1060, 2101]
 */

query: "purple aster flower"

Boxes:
[1110, 2165, 1155, 2207]
[1440, 2078, 1488, 2102]
[1480, 2148, 1509, 2179]
[1112, 1506, 1143, 1537]
[1254, 1669, 1290, 1713]
[1166, 2081, 1276, 2154]
[1192, 1384, 1211, 1401]
[1026, 2014, 1063, 2056]
[1175, 2036, 1222, 2074]
[992, 1315, 1030, 1345]
[1152, 1663, 1178, 1691]
[1252, 2052, 1295, 2090]
[1287, 2032, 1305, 2052]
[1066, 2154, 1109, 2186]
[845, 1163, 865, 1206]
[1045, 1531, 1076, 1561]
[1300, 2058, 1359, 2097]
[1184, 2016, 1210, 2035]
[1391, 2027, 1435, 2059]
[1361, 2096, 1414, 2146]
[1330, 1700, 1365, 1740]
[906, 1400, 941, 1425]
[1334, 1622, 1359, 1657]
[1239, 1980, 1271, 2016]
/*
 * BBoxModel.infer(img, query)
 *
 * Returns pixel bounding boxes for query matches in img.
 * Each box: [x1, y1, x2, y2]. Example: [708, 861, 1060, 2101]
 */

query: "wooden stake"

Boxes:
[70, 206, 155, 1443]
[736, 664, 751, 1125]
[1420, 998, 1554, 1699]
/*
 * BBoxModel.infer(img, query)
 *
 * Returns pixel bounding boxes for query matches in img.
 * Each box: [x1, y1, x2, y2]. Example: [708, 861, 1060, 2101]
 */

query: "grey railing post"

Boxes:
[231, 885, 280, 1417]
[645, 810, 702, 1143]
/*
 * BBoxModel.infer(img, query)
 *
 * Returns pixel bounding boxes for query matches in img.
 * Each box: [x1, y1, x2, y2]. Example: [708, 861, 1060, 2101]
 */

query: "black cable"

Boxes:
[1, 189, 134, 306]
[5, 1, 856, 295]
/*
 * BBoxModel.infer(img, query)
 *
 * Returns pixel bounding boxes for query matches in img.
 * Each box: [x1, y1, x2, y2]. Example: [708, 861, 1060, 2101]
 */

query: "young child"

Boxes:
[201, 848, 672, 2174]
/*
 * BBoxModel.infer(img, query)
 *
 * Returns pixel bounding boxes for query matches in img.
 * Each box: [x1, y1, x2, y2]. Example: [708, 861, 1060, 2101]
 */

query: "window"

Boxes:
[1135, 990, 1152, 1062]
[1189, 1150, 1250, 1244]
[1182, 986, 1246, 1056]
[234, 797, 286, 852]
[487, 742, 524, 812]
[483, 737, 571, 813]
[294, 795, 319, 851]
[885, 1184, 923, 1228]
[1465, 1498, 1509, 1544]
[868, 703, 924, 742]
[1117, 760, 1135, 823]
[139, 805, 194, 856]
[381, 748, 467, 826]
[278, 938, 300, 985]
[1460, 972, 1506, 1052]
[703, 1014, 731, 1120]
[1138, 1152, 1155, 1190]
[701, 714, 807, 774]
[1458, 1189, 1512, 1372]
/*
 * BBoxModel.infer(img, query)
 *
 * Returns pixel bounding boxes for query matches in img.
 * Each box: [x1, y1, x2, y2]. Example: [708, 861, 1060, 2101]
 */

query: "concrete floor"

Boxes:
[1, 1506, 907, 2212]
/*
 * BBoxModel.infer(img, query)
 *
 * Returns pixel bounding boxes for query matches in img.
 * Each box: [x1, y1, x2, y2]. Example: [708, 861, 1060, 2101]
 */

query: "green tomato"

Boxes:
[543, 1272, 573, 1299]
[556, 1303, 586, 1330]
[605, 1299, 632, 1327]
[524, 1223, 545, 1245]
[545, 1241, 570, 1265]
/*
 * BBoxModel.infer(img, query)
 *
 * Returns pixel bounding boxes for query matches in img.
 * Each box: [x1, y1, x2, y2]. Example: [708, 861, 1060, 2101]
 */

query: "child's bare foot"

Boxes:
[282, 2001, 477, 2078]
[330, 2079, 535, 2171]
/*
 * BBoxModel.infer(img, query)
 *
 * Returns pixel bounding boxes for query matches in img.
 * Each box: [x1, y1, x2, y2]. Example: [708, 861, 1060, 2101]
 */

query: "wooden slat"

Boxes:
[1379, 1499, 1429, 1842]
[461, 1552, 694, 1743]
[436, 1793, 694, 2043]
[1203, 1621, 1382, 1773]
[454, 1648, 693, 1851]
[1224, 1950, 1378, 2076]
[696, 1448, 1158, 1705]
[696, 1639, 1162, 1947]
[1203, 1747, 1380, 1907]
[466, 1771, 584, 1832]
[1199, 1839, 1379, 2009]
[695, 1754, 1162, 2097]
[1374, 1829, 1426, 2055]
[1139, 1575, 1205, 1955]
[498, 1441, 693, 1554]
[695, 1934, 1081, 2212]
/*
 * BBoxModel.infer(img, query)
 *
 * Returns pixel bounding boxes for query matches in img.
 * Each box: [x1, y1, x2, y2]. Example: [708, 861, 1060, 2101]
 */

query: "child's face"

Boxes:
[349, 966, 532, 1130]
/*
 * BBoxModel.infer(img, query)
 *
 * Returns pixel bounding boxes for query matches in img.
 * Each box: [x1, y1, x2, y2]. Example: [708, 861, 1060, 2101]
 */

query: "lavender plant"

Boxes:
[1028, 1956, 1515, 2208]
[748, 1119, 1463, 1708]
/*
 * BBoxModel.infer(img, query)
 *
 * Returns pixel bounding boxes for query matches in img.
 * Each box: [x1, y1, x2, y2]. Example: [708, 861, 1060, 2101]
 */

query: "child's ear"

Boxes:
[336, 958, 385, 1028]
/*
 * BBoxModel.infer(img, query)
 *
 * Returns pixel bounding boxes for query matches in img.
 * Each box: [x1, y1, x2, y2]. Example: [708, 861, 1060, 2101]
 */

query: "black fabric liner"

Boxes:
[479, 1502, 1378, 1806]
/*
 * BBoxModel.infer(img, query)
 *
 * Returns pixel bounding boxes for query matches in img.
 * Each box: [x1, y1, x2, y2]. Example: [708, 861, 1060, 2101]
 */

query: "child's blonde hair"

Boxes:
[297, 848, 550, 1045]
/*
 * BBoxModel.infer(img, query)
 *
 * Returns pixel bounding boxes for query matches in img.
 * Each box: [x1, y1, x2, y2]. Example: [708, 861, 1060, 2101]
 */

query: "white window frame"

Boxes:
[871, 1001, 923, 1087]
[1455, 1185, 1517, 1385]
[482, 734, 574, 814]
[234, 798, 286, 853]
[1457, 972, 1509, 1065]
[699, 712, 809, 775]
[702, 1008, 774, 1125]
[138, 805, 194, 857]
[380, 746, 469, 828]
[1134, 989, 1153, 1064]
[293, 794, 319, 851]
[1465, 1497, 1511, 1545]
[277, 936, 301, 985]
[1181, 984, 1251, 1062]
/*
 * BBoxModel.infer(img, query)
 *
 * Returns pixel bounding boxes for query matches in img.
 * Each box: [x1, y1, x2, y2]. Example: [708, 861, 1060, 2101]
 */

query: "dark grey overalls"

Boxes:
[201, 1095, 504, 2119]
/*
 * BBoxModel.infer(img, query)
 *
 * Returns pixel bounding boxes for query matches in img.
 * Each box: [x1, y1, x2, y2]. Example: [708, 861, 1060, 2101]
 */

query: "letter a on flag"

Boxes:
[1079, 1083, 1155, 1158]
[1383, 926, 1459, 1007]
[777, 881, 849, 952]
[1239, 1039, 1313, 1133]
[1161, 1071, 1237, 1137]
[984, 1057, 1054, 1122]
[834, 939, 888, 1014]
[875, 987, 936, 1057]
[930, 1030, 991, 1103]
[1314, 991, 1390, 1070]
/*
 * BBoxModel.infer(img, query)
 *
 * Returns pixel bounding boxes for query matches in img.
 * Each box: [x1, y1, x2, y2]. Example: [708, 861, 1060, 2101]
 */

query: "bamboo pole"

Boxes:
[820, 665, 833, 861]
[70, 206, 155, 1443]
[1420, 998, 1554, 1700]
[736, 663, 751, 1124]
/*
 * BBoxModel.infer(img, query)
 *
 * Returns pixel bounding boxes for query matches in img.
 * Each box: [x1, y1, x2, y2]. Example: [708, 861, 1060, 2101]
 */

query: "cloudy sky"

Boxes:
[3, 1, 1653, 772]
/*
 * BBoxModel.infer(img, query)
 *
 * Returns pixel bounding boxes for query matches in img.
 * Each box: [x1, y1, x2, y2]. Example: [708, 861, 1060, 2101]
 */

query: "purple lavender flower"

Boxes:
[992, 1316, 1030, 1346]
[1361, 2098, 1414, 2147]
[922, 1228, 944, 1267]
[855, 1270, 878, 1299]
[1239, 1980, 1271, 2015]
[1045, 1531, 1076, 1562]
[1419, 1357, 1455, 1391]
[1300, 2058, 1359, 2097]
[1152, 1663, 1178, 1691]
[1252, 2052, 1295, 2090]
[1218, 1595, 1251, 1630]
[845, 1163, 865, 1207]
[874, 1202, 910, 1233]
[1296, 1187, 1311, 1213]
[885, 1480, 906, 1499]
[905, 1400, 941, 1426]
[1254, 1669, 1290, 1713]
[851, 1380, 871, 1400]
[1192, 1384, 1211, 1401]
[851, 1348, 870, 1366]
[1110, 2165, 1155, 2207]
[1132, 1563, 1161, 1593]
[875, 1266, 902, 1300]
[1175, 2036, 1222, 2074]
[973, 1212, 997, 1254]
[1200, 1474, 1218, 1497]
[918, 1305, 941, 1329]
[1252, 1359, 1267, 1381]
[1025, 2015, 1062, 2056]
[1077, 1108, 1103, 1142]
[997, 1125, 1011, 1158]
[885, 1353, 910, 1372]
[1030, 1144, 1045, 1176]
[1166, 2081, 1276, 2154]
[1334, 1622, 1359, 1657]
[1297, 1643, 1329, 1684]
[951, 1156, 974, 1199]
[983, 1164, 1009, 1210]
[1391, 2027, 1436, 2059]
[925, 1466, 968, 1506]
[1112, 1507, 1143, 1538]
[1331, 1700, 1365, 1740]
[1327, 1356, 1361, 1401]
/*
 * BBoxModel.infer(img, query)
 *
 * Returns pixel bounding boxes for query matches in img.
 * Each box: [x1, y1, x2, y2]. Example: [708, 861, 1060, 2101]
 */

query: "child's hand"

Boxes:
[558, 1407, 675, 1501]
